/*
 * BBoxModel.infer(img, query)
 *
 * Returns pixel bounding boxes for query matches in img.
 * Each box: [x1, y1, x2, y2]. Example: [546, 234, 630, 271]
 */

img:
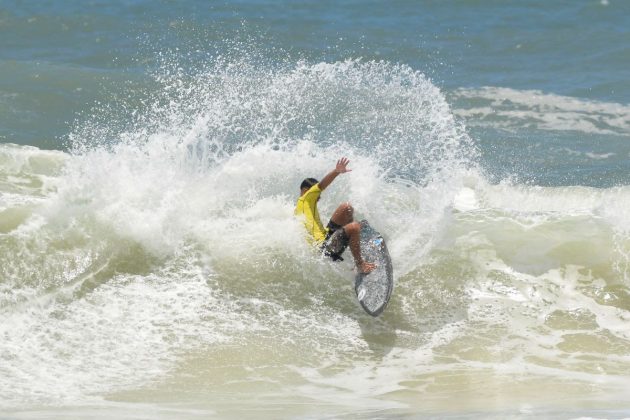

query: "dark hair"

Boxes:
[300, 178, 318, 190]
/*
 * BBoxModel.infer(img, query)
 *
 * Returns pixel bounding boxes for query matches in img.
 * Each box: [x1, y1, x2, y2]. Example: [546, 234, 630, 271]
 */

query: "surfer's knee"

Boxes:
[331, 202, 354, 226]
[339, 202, 353, 216]
[343, 221, 361, 236]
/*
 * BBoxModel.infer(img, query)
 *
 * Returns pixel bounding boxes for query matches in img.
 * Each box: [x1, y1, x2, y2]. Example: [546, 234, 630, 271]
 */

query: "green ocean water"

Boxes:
[1, 1, 630, 418]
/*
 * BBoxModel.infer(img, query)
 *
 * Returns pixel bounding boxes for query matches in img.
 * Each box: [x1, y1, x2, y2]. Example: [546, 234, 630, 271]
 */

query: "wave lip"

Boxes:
[0, 55, 477, 409]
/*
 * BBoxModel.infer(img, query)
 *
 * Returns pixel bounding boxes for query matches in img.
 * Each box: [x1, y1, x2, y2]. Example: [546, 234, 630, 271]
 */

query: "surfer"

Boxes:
[295, 157, 376, 274]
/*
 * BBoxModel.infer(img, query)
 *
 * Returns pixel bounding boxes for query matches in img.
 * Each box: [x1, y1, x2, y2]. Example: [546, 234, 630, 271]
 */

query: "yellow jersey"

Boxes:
[294, 183, 328, 243]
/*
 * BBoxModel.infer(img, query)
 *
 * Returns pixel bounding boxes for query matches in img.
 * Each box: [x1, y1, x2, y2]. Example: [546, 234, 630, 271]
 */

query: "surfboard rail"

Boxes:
[354, 220, 394, 316]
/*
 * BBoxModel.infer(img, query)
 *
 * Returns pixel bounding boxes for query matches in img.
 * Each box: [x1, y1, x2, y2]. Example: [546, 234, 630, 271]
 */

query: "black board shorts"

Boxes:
[321, 221, 349, 261]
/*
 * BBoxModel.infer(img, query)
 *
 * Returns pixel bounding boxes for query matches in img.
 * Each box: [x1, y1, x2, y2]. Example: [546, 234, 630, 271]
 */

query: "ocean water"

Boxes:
[1, 1, 630, 418]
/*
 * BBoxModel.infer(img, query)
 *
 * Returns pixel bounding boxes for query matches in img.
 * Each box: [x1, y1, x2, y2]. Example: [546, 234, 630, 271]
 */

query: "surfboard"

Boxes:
[354, 220, 393, 316]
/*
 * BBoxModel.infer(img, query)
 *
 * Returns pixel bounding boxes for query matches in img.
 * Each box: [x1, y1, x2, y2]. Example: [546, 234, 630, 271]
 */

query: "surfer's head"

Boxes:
[300, 178, 318, 195]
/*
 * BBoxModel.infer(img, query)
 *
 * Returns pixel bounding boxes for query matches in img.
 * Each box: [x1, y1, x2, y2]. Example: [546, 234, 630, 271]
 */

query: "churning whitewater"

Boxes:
[1, 56, 630, 418]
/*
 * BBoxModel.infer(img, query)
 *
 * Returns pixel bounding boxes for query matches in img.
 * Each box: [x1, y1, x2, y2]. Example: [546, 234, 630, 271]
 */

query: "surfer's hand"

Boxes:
[335, 157, 352, 174]
[320, 157, 351, 190]
[358, 261, 376, 274]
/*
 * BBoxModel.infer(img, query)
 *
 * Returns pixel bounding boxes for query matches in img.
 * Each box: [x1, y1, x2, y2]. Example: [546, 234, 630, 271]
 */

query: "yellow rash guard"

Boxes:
[294, 183, 328, 243]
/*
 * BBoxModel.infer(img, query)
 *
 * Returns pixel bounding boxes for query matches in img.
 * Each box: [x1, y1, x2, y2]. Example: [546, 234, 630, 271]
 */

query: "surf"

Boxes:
[1, 53, 629, 416]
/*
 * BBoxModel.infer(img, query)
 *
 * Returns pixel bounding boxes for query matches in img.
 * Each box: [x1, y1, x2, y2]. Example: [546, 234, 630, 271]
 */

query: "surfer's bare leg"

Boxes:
[341, 221, 376, 274]
[329, 202, 354, 226]
[329, 202, 376, 273]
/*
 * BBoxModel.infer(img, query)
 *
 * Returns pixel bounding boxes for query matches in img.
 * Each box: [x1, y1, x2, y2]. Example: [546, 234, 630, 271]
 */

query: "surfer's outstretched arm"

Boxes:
[319, 157, 352, 191]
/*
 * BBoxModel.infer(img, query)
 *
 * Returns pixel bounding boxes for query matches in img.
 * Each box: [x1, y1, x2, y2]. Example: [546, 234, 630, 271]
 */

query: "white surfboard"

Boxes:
[354, 220, 393, 316]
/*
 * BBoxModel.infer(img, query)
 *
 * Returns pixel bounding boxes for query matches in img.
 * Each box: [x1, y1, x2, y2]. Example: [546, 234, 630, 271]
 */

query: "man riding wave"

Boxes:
[295, 157, 376, 274]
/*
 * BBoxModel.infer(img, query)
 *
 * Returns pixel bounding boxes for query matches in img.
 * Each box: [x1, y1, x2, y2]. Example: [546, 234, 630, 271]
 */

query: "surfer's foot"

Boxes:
[358, 261, 376, 274]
